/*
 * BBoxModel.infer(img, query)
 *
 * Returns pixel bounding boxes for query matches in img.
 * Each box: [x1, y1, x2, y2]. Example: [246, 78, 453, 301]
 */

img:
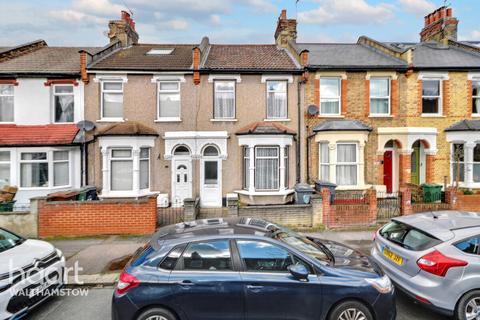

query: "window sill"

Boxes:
[421, 114, 446, 118]
[97, 118, 125, 123]
[318, 115, 344, 119]
[235, 189, 294, 196]
[0, 122, 15, 125]
[99, 190, 159, 198]
[335, 185, 370, 191]
[155, 118, 182, 123]
[369, 115, 393, 118]
[18, 185, 72, 191]
[263, 118, 291, 122]
[472, 114, 480, 118]
[210, 119, 238, 122]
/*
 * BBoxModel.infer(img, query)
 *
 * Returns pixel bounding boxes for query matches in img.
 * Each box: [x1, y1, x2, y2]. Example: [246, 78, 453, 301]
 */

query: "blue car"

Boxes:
[112, 218, 395, 320]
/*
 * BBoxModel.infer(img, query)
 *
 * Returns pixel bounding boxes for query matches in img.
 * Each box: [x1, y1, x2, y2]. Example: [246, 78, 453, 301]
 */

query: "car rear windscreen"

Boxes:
[379, 221, 442, 251]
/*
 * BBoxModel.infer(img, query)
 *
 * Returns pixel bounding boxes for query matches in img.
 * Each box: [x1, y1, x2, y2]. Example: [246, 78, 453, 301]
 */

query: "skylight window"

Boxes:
[147, 48, 174, 55]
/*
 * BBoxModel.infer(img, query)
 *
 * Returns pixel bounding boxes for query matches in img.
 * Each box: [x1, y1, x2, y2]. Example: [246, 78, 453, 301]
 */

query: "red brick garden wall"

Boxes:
[36, 196, 157, 237]
[455, 194, 480, 212]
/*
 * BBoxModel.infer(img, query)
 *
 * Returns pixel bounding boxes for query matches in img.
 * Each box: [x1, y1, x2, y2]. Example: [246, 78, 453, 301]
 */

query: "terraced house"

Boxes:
[278, 6, 480, 194]
[81, 12, 303, 208]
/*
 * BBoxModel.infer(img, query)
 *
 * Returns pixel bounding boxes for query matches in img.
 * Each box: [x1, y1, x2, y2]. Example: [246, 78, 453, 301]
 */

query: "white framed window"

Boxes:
[110, 149, 133, 191]
[53, 85, 74, 123]
[101, 81, 124, 120]
[139, 148, 150, 190]
[422, 79, 442, 114]
[474, 144, 480, 183]
[214, 81, 235, 119]
[451, 143, 465, 183]
[0, 151, 10, 187]
[243, 147, 249, 190]
[255, 146, 280, 190]
[336, 143, 358, 186]
[320, 77, 341, 115]
[266, 81, 287, 119]
[158, 81, 181, 120]
[370, 78, 390, 115]
[284, 146, 289, 188]
[20, 153, 49, 188]
[473, 81, 480, 116]
[0, 84, 14, 122]
[53, 151, 69, 187]
[319, 142, 329, 181]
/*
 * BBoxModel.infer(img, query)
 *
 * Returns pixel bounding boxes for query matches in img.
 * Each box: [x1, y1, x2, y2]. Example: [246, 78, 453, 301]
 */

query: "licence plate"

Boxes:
[383, 247, 403, 265]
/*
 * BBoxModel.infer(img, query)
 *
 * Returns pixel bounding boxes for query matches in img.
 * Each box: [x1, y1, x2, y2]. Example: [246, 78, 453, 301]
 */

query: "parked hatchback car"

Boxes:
[0, 227, 65, 320]
[371, 211, 480, 320]
[112, 217, 395, 320]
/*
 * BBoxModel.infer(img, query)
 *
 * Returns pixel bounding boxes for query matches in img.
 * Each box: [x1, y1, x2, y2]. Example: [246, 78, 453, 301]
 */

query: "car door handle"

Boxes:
[247, 285, 264, 290]
[179, 280, 195, 286]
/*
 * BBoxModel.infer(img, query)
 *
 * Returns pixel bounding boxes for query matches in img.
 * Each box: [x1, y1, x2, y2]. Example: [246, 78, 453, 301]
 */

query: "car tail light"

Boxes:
[415, 295, 432, 305]
[116, 271, 140, 295]
[417, 250, 468, 277]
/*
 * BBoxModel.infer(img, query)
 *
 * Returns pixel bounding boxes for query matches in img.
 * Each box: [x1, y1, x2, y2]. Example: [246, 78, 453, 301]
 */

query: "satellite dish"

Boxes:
[307, 105, 319, 116]
[76, 120, 96, 132]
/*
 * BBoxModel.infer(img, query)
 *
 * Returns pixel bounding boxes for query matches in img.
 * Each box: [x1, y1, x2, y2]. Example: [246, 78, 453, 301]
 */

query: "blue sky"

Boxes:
[0, 0, 479, 46]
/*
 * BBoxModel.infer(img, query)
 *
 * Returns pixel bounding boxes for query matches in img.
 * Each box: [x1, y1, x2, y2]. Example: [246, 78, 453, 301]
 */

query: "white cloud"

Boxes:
[398, 0, 435, 16]
[48, 10, 107, 26]
[210, 14, 222, 26]
[167, 19, 189, 30]
[298, 0, 394, 25]
[72, 0, 126, 16]
[471, 30, 480, 39]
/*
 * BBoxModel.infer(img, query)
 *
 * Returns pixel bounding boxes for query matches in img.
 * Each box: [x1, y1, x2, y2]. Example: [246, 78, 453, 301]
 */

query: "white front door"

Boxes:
[200, 159, 222, 208]
[172, 159, 192, 207]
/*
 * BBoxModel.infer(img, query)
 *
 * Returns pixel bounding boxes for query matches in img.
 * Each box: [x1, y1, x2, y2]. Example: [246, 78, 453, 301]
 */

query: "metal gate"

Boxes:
[377, 192, 402, 221]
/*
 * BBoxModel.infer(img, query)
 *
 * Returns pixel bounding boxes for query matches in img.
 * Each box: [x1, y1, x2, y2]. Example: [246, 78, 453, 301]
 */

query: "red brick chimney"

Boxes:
[274, 9, 297, 47]
[193, 47, 201, 85]
[108, 11, 139, 47]
[420, 6, 458, 43]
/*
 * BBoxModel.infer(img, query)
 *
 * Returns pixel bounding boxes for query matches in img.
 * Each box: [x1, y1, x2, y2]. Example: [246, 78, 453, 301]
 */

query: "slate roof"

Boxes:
[294, 43, 407, 69]
[236, 121, 296, 135]
[313, 120, 372, 132]
[88, 44, 196, 71]
[95, 121, 159, 137]
[0, 124, 79, 146]
[445, 120, 480, 132]
[0, 46, 101, 75]
[203, 45, 299, 71]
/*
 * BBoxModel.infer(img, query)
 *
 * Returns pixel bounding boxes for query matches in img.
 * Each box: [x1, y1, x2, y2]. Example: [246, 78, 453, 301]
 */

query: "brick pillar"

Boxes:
[399, 152, 412, 187]
[183, 198, 197, 221]
[341, 79, 348, 116]
[311, 194, 323, 227]
[368, 188, 378, 224]
[443, 80, 450, 116]
[417, 80, 423, 115]
[400, 188, 412, 215]
[426, 154, 436, 184]
[467, 80, 473, 117]
[227, 193, 239, 218]
[445, 187, 458, 210]
[321, 188, 331, 228]
[377, 153, 384, 185]
[364, 79, 370, 117]
[391, 79, 399, 117]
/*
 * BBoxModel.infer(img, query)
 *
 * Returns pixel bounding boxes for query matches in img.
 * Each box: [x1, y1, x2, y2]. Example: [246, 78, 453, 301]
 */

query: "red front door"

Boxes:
[384, 151, 393, 193]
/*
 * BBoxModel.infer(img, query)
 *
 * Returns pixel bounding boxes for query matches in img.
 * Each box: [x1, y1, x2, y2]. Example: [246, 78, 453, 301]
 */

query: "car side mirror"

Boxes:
[288, 263, 309, 282]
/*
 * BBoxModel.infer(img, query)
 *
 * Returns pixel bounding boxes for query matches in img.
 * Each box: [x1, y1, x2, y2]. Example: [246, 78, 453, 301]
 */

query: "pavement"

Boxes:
[24, 231, 451, 320]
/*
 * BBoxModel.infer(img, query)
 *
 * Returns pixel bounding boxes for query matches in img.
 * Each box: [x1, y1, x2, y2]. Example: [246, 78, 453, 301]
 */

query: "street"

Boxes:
[27, 287, 451, 320]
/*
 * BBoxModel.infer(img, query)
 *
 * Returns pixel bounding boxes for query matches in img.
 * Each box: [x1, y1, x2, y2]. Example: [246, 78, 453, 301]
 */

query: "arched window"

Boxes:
[203, 145, 219, 157]
[173, 145, 190, 156]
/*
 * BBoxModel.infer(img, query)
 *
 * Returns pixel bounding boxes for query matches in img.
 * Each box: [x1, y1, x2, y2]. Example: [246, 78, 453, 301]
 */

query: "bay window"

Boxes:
[243, 147, 249, 190]
[474, 144, 480, 183]
[53, 85, 74, 123]
[20, 153, 49, 188]
[53, 151, 69, 187]
[214, 81, 235, 119]
[422, 79, 441, 114]
[0, 151, 10, 187]
[266, 81, 287, 119]
[320, 77, 341, 115]
[336, 143, 358, 186]
[473, 81, 480, 115]
[110, 149, 133, 191]
[101, 82, 123, 119]
[370, 78, 390, 115]
[158, 81, 181, 120]
[140, 148, 150, 189]
[451, 143, 465, 183]
[0, 84, 14, 122]
[255, 147, 279, 190]
[319, 142, 329, 181]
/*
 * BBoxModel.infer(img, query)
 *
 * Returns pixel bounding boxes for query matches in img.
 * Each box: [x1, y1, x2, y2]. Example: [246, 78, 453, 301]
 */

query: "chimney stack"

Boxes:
[420, 6, 458, 43]
[274, 9, 297, 47]
[108, 11, 139, 47]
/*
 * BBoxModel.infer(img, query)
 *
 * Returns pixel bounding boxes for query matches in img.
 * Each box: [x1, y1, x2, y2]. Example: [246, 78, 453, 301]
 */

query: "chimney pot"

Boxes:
[440, 8, 446, 19]
[121, 10, 130, 21]
[281, 9, 287, 20]
[424, 16, 429, 26]
[447, 8, 453, 17]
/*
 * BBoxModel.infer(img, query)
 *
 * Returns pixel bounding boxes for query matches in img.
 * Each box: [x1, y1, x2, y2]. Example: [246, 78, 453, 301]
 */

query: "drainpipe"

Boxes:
[296, 80, 302, 184]
[306, 125, 316, 184]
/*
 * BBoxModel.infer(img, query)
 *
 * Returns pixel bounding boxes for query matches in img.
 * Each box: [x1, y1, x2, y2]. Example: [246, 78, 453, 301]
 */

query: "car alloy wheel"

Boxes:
[338, 308, 367, 320]
[145, 317, 168, 320]
[465, 297, 480, 320]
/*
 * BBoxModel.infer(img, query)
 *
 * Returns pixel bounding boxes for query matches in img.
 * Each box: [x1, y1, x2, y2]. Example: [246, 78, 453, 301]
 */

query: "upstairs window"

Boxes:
[0, 84, 14, 122]
[266, 81, 287, 119]
[101, 82, 123, 119]
[473, 81, 480, 115]
[422, 80, 441, 114]
[158, 81, 181, 120]
[214, 81, 235, 119]
[370, 78, 390, 115]
[53, 85, 74, 123]
[320, 78, 340, 115]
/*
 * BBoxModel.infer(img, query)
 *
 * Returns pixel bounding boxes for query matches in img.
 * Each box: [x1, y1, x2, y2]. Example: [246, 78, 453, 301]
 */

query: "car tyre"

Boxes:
[456, 290, 480, 320]
[328, 300, 373, 320]
[136, 307, 177, 320]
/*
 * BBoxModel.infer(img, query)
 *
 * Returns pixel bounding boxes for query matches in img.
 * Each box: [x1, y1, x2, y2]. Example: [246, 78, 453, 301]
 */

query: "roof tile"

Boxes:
[0, 124, 79, 146]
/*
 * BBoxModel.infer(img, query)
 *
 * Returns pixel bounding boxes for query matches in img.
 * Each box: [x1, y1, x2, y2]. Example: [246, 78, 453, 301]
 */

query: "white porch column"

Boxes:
[101, 148, 109, 193]
[279, 146, 286, 192]
[248, 146, 255, 193]
[359, 142, 366, 187]
[328, 143, 336, 184]
[465, 142, 475, 187]
[132, 148, 140, 193]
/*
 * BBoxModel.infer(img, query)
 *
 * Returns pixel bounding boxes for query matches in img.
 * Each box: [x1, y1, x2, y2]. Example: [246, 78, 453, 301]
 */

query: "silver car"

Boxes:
[371, 211, 480, 320]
